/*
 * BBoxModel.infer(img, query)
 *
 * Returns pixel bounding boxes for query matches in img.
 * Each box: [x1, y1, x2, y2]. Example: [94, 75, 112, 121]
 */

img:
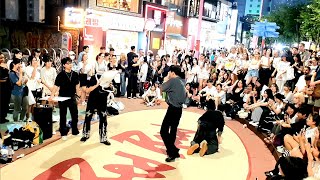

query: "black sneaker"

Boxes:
[72, 131, 80, 136]
[80, 137, 89, 142]
[101, 140, 111, 145]
[165, 156, 176, 162]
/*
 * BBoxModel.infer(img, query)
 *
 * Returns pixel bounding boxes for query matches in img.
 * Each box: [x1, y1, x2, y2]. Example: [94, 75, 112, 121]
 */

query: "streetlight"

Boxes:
[144, 18, 156, 53]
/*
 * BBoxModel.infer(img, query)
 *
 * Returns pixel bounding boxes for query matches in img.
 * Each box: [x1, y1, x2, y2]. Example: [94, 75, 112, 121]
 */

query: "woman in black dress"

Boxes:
[0, 52, 11, 123]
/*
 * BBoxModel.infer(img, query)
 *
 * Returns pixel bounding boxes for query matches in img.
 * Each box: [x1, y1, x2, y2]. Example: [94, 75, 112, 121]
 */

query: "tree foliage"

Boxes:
[300, 0, 320, 45]
[264, 4, 305, 44]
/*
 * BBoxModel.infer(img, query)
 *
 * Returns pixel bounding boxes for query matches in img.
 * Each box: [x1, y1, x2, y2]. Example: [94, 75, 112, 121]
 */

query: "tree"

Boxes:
[264, 4, 305, 45]
[300, 0, 320, 46]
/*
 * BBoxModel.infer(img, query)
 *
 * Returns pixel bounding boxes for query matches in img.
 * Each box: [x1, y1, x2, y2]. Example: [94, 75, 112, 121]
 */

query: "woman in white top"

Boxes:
[25, 56, 42, 120]
[78, 53, 93, 105]
[95, 53, 108, 77]
[213, 84, 226, 110]
[274, 55, 291, 93]
[198, 61, 210, 91]
[216, 51, 227, 70]
[259, 48, 273, 86]
[40, 56, 57, 98]
[246, 52, 261, 85]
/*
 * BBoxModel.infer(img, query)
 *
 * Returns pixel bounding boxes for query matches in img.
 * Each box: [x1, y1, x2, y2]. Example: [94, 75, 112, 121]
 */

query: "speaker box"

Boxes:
[34, 106, 53, 140]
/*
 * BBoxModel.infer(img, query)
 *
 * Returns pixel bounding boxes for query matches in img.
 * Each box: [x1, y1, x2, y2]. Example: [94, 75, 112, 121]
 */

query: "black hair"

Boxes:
[274, 93, 285, 101]
[132, 54, 138, 59]
[131, 46, 135, 50]
[297, 104, 312, 116]
[10, 58, 21, 71]
[61, 57, 72, 65]
[311, 114, 320, 127]
[280, 156, 308, 180]
[305, 75, 312, 81]
[110, 48, 115, 52]
[27, 55, 35, 66]
[264, 89, 274, 100]
[83, 46, 89, 51]
[168, 65, 181, 76]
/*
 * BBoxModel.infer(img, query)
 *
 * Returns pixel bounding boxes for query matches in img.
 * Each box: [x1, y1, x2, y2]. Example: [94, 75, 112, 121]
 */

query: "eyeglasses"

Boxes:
[70, 54, 75, 56]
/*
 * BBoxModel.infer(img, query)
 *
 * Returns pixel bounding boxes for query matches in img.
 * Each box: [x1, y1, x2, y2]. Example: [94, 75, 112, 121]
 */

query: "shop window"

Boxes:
[257, 5, 260, 7]
[249, 10, 252, 13]
[256, 10, 259, 13]
[249, 4, 252, 7]
[96, 0, 139, 13]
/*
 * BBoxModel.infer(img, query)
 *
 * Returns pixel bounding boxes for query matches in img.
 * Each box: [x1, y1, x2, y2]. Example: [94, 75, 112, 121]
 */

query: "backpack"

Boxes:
[146, 63, 154, 81]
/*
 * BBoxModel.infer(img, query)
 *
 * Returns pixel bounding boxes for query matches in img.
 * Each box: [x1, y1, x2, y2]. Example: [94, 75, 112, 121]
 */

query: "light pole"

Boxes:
[144, 18, 156, 54]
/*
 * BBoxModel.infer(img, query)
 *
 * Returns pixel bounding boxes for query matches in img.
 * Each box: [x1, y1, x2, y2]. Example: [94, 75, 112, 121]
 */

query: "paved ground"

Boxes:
[0, 97, 276, 179]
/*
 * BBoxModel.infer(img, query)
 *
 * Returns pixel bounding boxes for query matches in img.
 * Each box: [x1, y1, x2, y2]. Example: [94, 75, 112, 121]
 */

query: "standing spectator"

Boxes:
[117, 53, 128, 96]
[127, 54, 139, 99]
[0, 52, 10, 123]
[49, 57, 81, 140]
[78, 53, 92, 105]
[41, 55, 57, 104]
[78, 45, 89, 63]
[127, 46, 136, 63]
[139, 58, 149, 97]
[9, 58, 28, 122]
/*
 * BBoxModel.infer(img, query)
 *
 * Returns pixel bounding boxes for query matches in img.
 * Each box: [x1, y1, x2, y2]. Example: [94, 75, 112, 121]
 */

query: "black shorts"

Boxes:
[79, 74, 88, 87]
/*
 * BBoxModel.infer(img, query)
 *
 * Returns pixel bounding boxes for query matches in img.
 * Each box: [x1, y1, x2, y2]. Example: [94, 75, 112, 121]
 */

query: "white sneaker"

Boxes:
[182, 104, 187, 109]
[62, 136, 68, 141]
[277, 146, 285, 153]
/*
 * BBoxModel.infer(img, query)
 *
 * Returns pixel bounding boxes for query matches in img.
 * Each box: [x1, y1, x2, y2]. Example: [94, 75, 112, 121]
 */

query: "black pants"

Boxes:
[127, 74, 138, 98]
[259, 68, 271, 86]
[82, 108, 108, 142]
[160, 104, 182, 157]
[0, 81, 11, 121]
[58, 98, 79, 136]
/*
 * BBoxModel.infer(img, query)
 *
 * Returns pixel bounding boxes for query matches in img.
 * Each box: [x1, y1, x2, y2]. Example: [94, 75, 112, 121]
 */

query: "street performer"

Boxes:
[160, 65, 186, 162]
[80, 70, 118, 145]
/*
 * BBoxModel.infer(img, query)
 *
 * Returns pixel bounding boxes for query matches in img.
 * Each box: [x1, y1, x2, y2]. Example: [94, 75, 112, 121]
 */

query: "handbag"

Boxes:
[312, 84, 320, 99]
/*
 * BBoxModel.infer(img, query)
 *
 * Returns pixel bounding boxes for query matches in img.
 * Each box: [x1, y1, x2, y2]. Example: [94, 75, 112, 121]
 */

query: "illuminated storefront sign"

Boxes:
[64, 8, 84, 28]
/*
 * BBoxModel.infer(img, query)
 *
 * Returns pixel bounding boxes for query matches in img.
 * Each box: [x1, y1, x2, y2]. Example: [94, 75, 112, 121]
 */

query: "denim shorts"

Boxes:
[246, 69, 259, 78]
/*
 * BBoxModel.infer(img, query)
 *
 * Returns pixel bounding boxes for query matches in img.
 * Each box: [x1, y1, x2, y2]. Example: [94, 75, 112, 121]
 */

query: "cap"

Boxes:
[35, 48, 41, 53]
[69, 51, 76, 56]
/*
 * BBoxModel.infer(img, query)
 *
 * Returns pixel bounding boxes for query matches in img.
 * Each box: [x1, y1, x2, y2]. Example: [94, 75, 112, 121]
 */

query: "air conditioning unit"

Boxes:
[5, 0, 19, 20]
[27, 0, 45, 23]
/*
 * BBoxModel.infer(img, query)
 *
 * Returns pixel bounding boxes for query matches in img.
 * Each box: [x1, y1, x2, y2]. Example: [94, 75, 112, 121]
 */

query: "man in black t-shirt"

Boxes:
[49, 57, 81, 140]
[127, 54, 139, 99]
[80, 74, 111, 145]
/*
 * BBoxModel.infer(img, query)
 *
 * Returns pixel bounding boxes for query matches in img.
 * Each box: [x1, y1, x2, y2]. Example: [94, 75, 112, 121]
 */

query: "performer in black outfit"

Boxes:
[80, 73, 111, 145]
[49, 57, 81, 140]
[160, 65, 186, 162]
[0, 52, 10, 123]
[187, 100, 225, 157]
[127, 54, 139, 99]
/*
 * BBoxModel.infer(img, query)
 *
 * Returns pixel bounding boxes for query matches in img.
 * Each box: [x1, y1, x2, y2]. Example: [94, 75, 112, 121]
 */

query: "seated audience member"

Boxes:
[305, 137, 320, 178]
[212, 84, 226, 110]
[265, 156, 308, 179]
[143, 84, 157, 107]
[194, 80, 216, 109]
[282, 83, 294, 104]
[183, 83, 195, 108]
[187, 101, 225, 157]
[282, 114, 320, 158]
[247, 89, 274, 126]
[264, 103, 298, 144]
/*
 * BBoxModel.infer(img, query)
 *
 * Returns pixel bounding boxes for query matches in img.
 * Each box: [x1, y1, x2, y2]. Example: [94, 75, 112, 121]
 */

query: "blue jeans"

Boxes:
[120, 72, 126, 96]
[11, 95, 28, 121]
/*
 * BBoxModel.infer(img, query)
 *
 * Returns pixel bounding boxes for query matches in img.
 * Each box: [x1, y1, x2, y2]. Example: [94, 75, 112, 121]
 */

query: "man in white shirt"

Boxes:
[139, 58, 149, 97]
[294, 67, 310, 93]
[195, 80, 216, 108]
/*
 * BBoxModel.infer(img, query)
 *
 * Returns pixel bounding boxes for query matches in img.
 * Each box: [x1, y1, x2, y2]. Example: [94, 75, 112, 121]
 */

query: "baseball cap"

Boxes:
[35, 48, 41, 53]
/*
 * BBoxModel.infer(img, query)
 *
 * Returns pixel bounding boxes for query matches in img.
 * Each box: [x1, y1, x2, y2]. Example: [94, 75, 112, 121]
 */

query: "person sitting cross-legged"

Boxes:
[187, 100, 225, 157]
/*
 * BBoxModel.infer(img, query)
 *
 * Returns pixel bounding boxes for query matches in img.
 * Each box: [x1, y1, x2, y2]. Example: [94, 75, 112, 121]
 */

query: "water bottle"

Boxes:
[7, 146, 13, 162]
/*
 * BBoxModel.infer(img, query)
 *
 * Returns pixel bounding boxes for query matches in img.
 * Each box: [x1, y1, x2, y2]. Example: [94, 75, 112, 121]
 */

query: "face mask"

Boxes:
[70, 56, 75, 60]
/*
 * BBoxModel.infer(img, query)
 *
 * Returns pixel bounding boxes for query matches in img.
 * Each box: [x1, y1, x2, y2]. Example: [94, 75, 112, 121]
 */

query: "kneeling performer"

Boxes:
[187, 100, 225, 156]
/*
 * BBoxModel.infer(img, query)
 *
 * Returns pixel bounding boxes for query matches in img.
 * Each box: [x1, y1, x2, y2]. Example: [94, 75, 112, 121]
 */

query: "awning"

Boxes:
[167, 33, 187, 40]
